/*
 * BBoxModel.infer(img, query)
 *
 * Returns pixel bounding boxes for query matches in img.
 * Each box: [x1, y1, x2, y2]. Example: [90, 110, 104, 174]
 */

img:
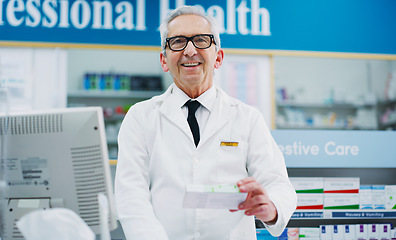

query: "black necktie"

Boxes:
[185, 100, 201, 147]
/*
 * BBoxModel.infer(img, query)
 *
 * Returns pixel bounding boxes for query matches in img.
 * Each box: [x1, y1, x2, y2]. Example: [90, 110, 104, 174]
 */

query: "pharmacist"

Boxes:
[115, 5, 297, 240]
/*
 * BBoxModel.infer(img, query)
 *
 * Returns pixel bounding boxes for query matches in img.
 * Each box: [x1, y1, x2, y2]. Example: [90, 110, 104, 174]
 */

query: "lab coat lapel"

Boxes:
[200, 91, 233, 146]
[158, 92, 193, 144]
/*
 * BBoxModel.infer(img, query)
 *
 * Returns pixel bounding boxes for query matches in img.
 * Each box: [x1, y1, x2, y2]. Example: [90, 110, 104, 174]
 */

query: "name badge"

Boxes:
[220, 142, 239, 147]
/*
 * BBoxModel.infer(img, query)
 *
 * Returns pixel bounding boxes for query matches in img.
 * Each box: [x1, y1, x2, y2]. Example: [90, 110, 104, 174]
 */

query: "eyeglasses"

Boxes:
[165, 34, 216, 51]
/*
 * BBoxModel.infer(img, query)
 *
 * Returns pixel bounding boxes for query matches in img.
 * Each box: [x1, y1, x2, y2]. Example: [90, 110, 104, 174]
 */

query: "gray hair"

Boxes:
[159, 5, 221, 55]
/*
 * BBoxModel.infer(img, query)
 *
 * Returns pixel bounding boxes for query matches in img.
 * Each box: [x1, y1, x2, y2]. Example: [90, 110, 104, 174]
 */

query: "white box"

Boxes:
[297, 193, 323, 209]
[385, 185, 396, 209]
[298, 227, 320, 238]
[390, 228, 396, 239]
[343, 225, 356, 240]
[319, 225, 333, 240]
[183, 184, 247, 209]
[360, 185, 373, 209]
[290, 177, 324, 193]
[324, 177, 359, 193]
[367, 224, 379, 240]
[324, 193, 359, 209]
[332, 225, 344, 240]
[378, 224, 391, 240]
[372, 185, 386, 209]
[356, 224, 368, 240]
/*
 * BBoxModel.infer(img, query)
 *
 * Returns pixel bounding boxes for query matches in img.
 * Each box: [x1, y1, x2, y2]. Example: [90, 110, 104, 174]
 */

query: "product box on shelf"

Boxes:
[290, 177, 324, 193]
[296, 193, 324, 209]
[324, 193, 359, 209]
[379, 224, 392, 240]
[332, 225, 344, 240]
[372, 185, 387, 209]
[355, 224, 368, 240]
[319, 225, 333, 240]
[343, 225, 356, 240]
[146, 76, 163, 91]
[367, 224, 380, 240]
[298, 227, 320, 239]
[385, 185, 396, 209]
[278, 228, 299, 240]
[323, 177, 360, 194]
[82, 72, 163, 92]
[256, 228, 277, 240]
[360, 185, 373, 209]
[391, 228, 396, 240]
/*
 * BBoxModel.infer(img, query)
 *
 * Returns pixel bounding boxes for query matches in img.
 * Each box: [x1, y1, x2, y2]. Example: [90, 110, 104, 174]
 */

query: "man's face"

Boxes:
[160, 14, 224, 92]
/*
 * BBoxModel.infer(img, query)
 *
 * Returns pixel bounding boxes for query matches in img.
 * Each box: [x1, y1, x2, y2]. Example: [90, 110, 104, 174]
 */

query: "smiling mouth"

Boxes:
[181, 62, 201, 67]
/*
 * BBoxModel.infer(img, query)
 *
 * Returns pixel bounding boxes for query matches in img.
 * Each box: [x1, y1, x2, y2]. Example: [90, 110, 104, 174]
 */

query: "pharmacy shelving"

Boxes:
[292, 210, 396, 220]
[68, 90, 163, 99]
[276, 101, 378, 130]
[376, 100, 396, 130]
[67, 89, 163, 159]
[276, 100, 396, 130]
[286, 167, 396, 227]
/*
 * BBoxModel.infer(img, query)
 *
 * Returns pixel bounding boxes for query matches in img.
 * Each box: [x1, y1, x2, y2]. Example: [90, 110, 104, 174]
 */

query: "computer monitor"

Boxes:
[0, 107, 117, 239]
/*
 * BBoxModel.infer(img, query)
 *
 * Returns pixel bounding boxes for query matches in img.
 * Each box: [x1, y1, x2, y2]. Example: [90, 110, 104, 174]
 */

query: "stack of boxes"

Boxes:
[82, 73, 163, 91]
[290, 177, 396, 210]
[256, 225, 396, 240]
[291, 177, 324, 209]
[319, 224, 393, 240]
[256, 227, 319, 240]
[323, 178, 359, 209]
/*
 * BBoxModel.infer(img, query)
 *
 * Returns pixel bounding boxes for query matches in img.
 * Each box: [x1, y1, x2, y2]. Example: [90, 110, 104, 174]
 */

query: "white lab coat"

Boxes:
[115, 84, 297, 240]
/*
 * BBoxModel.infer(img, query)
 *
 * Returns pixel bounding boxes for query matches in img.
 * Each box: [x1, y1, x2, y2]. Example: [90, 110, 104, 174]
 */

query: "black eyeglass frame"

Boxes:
[165, 34, 216, 51]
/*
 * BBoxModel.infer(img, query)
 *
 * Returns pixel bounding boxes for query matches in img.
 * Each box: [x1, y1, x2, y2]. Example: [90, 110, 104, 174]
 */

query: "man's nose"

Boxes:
[183, 41, 197, 57]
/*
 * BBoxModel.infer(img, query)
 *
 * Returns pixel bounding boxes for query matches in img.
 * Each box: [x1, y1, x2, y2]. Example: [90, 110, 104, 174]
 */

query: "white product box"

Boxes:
[390, 228, 396, 240]
[385, 185, 396, 209]
[290, 177, 324, 193]
[297, 193, 323, 209]
[372, 185, 386, 209]
[367, 224, 379, 240]
[319, 225, 333, 240]
[360, 185, 373, 209]
[356, 224, 368, 240]
[324, 193, 359, 209]
[343, 225, 356, 240]
[332, 225, 345, 240]
[379, 224, 392, 240]
[298, 227, 320, 238]
[324, 177, 360, 193]
[278, 227, 299, 240]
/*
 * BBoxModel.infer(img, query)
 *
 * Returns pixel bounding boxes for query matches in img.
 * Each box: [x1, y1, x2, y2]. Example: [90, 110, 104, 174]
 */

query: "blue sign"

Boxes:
[271, 130, 396, 168]
[1, 0, 396, 54]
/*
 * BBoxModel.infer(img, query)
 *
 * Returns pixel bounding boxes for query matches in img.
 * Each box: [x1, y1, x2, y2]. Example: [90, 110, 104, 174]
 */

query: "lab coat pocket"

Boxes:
[216, 140, 248, 182]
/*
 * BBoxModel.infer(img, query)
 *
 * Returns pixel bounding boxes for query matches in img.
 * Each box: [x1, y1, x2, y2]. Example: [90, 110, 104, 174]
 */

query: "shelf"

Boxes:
[377, 100, 396, 108]
[379, 120, 396, 129]
[276, 124, 375, 130]
[68, 90, 163, 99]
[291, 210, 396, 220]
[276, 102, 375, 108]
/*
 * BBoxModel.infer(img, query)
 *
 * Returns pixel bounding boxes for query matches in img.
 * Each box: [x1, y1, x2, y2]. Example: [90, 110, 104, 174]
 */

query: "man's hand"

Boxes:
[231, 177, 278, 225]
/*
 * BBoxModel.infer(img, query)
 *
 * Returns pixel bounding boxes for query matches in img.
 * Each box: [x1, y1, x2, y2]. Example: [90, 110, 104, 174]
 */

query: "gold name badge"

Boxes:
[220, 142, 239, 147]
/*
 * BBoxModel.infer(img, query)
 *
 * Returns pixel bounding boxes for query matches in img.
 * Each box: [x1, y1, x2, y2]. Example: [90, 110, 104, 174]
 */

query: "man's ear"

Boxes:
[160, 53, 169, 72]
[214, 49, 224, 69]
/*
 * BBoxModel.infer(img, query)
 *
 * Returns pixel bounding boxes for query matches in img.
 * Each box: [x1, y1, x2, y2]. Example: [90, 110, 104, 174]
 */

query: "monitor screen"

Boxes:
[0, 107, 117, 239]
